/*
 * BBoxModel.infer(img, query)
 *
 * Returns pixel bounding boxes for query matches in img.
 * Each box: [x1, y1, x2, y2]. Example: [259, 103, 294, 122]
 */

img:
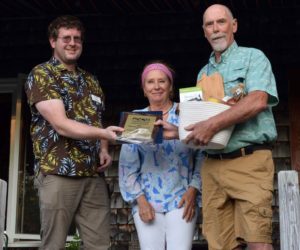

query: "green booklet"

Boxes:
[117, 111, 163, 144]
[179, 86, 202, 102]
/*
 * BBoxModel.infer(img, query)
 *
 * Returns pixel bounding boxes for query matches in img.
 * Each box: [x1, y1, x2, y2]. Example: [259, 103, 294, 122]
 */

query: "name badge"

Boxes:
[91, 94, 102, 104]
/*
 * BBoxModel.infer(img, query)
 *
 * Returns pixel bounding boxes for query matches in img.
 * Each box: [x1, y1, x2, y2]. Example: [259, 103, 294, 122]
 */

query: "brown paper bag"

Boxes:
[196, 72, 224, 101]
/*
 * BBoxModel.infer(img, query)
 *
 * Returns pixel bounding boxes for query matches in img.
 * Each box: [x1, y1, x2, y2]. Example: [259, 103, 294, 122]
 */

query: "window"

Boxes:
[3, 76, 75, 247]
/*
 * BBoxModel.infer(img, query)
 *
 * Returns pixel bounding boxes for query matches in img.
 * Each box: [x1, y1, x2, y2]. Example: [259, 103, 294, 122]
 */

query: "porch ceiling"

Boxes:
[0, 0, 298, 102]
[0, 0, 299, 19]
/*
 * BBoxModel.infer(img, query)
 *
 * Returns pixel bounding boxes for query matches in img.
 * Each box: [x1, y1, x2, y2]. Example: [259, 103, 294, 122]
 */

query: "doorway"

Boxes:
[0, 93, 12, 182]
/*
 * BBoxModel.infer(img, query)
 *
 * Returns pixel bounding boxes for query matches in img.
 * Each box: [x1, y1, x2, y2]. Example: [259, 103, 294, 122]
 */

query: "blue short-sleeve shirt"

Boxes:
[197, 42, 279, 153]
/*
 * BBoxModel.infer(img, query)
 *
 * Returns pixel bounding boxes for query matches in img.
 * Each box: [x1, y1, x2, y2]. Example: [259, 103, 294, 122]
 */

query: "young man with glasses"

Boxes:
[25, 15, 123, 250]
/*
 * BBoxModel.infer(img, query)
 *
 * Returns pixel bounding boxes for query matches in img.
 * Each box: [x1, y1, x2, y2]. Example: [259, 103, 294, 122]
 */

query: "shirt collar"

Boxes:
[209, 41, 238, 65]
[49, 56, 82, 73]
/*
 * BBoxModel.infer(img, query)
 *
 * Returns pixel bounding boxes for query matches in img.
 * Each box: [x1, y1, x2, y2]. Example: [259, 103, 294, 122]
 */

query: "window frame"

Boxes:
[2, 76, 76, 247]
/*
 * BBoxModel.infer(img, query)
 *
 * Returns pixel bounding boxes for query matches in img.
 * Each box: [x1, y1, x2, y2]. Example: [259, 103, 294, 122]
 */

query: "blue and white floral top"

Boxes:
[118, 103, 203, 214]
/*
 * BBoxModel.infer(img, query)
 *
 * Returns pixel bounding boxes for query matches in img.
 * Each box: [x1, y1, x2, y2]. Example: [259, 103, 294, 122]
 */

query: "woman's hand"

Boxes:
[155, 119, 179, 140]
[137, 195, 155, 223]
[178, 187, 197, 222]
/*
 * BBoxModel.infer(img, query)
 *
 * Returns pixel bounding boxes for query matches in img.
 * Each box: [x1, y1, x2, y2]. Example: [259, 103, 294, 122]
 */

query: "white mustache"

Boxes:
[210, 33, 226, 40]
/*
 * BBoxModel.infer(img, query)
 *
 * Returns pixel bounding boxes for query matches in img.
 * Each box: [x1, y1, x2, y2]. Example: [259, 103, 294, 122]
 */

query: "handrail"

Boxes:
[278, 170, 300, 250]
[0, 179, 7, 250]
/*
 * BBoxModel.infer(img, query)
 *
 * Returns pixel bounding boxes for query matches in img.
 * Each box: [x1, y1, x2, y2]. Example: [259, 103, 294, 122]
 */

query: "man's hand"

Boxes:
[178, 187, 197, 222]
[97, 149, 112, 173]
[184, 119, 216, 146]
[104, 126, 124, 141]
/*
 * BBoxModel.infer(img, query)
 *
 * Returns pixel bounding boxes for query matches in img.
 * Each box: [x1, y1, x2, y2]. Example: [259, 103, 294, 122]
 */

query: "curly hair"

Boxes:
[48, 15, 85, 41]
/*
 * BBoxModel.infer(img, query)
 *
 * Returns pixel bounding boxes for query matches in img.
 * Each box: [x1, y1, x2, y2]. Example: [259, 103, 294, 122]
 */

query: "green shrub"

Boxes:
[65, 234, 81, 250]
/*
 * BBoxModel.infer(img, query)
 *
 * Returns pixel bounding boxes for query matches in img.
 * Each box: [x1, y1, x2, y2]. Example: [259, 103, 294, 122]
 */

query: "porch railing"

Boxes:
[0, 179, 7, 250]
[278, 170, 300, 250]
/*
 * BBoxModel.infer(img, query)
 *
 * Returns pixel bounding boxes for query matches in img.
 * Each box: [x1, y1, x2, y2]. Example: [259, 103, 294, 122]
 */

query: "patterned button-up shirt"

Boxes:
[25, 57, 105, 176]
[198, 42, 279, 153]
[119, 103, 203, 214]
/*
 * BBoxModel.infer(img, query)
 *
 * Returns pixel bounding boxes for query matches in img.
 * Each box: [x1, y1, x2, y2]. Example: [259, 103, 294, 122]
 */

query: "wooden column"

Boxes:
[0, 179, 7, 250]
[278, 171, 300, 250]
[288, 69, 300, 171]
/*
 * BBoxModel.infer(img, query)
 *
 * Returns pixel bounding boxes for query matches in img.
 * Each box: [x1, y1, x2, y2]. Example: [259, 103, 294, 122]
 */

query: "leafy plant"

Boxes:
[65, 233, 81, 250]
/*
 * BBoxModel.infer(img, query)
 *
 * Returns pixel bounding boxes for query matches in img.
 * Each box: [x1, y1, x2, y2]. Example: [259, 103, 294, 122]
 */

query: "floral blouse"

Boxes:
[118, 103, 203, 214]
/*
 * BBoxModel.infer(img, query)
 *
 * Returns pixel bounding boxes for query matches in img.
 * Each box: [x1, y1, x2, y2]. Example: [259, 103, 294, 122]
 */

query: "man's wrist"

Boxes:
[100, 138, 109, 152]
[100, 148, 109, 154]
[188, 185, 198, 194]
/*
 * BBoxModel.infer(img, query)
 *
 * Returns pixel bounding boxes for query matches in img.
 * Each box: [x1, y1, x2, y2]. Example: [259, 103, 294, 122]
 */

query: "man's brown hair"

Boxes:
[48, 15, 85, 41]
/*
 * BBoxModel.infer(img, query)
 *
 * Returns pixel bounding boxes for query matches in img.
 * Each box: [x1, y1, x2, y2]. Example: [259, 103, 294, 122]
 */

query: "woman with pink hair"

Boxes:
[119, 61, 203, 250]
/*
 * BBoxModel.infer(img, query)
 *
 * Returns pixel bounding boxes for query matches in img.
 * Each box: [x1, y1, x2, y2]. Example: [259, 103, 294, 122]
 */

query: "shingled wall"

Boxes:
[104, 101, 290, 250]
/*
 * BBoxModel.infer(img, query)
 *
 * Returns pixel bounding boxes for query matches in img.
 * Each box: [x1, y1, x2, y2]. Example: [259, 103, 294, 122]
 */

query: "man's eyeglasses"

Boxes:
[57, 36, 82, 44]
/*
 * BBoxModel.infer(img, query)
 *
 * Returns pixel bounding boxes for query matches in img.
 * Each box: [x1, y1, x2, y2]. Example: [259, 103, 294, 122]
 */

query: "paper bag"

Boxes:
[196, 72, 224, 101]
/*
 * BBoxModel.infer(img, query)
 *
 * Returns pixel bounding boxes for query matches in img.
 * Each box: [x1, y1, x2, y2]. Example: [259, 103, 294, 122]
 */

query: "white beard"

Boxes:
[211, 38, 228, 52]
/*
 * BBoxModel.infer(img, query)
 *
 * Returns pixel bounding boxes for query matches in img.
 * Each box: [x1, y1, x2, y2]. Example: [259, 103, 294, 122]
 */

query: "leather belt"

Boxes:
[204, 144, 273, 160]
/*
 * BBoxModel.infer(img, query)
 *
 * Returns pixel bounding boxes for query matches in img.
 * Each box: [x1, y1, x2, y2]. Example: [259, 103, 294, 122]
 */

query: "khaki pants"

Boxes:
[35, 174, 110, 250]
[201, 150, 274, 250]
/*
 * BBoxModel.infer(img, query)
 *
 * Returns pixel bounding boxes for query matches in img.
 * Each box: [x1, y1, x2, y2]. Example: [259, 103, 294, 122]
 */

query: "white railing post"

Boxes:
[278, 170, 300, 250]
[0, 179, 7, 250]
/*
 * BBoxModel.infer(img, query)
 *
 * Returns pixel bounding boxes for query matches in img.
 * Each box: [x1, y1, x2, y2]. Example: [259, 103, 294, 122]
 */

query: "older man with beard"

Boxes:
[183, 4, 278, 250]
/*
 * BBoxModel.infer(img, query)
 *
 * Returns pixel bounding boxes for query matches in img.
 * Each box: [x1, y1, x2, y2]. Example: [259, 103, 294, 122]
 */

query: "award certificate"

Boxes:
[117, 111, 163, 144]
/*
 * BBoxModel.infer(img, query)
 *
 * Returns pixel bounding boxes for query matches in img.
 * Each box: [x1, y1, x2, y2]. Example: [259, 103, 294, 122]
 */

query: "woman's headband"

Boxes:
[141, 63, 173, 85]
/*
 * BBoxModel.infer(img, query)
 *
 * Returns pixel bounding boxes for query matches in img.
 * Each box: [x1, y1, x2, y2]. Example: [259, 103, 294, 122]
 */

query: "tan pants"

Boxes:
[35, 174, 110, 250]
[201, 150, 274, 250]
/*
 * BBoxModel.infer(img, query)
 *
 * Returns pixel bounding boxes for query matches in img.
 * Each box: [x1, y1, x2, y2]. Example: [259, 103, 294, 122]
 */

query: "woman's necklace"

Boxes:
[149, 102, 173, 116]
[162, 103, 173, 116]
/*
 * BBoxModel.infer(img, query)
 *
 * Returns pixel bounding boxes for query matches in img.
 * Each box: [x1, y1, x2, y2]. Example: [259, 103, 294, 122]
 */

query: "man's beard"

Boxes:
[210, 33, 228, 52]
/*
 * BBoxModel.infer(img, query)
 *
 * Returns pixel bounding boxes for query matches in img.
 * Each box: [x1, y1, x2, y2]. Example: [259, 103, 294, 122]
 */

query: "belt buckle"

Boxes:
[241, 147, 246, 157]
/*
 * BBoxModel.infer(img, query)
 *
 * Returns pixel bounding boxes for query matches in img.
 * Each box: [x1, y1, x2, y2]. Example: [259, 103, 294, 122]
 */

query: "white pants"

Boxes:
[133, 207, 197, 250]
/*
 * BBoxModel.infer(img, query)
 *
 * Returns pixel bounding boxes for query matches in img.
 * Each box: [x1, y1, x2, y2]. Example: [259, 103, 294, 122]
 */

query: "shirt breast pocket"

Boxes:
[223, 67, 248, 96]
